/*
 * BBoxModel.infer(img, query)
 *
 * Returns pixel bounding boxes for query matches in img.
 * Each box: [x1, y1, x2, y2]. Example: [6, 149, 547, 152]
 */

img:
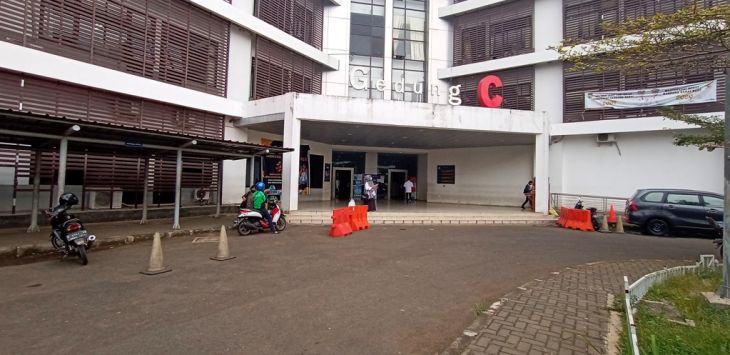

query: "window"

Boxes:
[703, 195, 723, 209]
[666, 193, 701, 206]
[437, 165, 455, 184]
[642, 191, 664, 203]
[392, 0, 426, 102]
[489, 16, 532, 60]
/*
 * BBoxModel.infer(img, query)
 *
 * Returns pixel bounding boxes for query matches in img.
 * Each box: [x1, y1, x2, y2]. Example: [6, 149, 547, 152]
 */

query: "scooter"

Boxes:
[233, 197, 287, 236]
[575, 199, 601, 231]
[46, 193, 96, 265]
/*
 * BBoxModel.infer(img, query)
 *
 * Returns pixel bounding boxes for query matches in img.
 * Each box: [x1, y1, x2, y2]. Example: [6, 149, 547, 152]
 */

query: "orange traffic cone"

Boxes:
[608, 205, 617, 224]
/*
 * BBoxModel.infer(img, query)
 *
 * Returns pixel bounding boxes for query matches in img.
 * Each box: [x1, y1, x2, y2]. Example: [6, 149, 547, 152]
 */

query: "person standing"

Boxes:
[403, 177, 415, 203]
[364, 175, 378, 212]
[253, 182, 278, 234]
[521, 181, 533, 210]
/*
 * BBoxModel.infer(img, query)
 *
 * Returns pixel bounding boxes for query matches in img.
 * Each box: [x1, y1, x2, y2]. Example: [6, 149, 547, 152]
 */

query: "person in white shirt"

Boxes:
[403, 177, 415, 203]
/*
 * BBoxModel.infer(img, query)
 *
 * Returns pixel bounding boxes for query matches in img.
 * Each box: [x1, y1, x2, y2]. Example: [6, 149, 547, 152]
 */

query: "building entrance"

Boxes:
[332, 168, 354, 201]
[387, 169, 408, 201]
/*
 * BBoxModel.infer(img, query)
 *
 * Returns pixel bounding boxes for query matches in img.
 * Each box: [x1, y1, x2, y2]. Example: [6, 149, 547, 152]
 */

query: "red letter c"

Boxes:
[477, 75, 503, 108]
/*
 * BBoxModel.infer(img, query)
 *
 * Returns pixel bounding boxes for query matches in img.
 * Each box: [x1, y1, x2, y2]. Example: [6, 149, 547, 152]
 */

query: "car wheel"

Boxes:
[645, 218, 670, 236]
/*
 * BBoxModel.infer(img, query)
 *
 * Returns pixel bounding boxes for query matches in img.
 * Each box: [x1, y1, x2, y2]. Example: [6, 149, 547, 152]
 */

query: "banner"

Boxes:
[585, 80, 717, 109]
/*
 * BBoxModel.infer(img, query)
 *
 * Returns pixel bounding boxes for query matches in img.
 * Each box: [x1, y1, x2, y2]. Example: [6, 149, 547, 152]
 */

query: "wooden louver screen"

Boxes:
[450, 66, 535, 111]
[255, 0, 324, 49]
[452, 0, 534, 66]
[252, 37, 322, 99]
[0, 69, 224, 139]
[0, 0, 230, 97]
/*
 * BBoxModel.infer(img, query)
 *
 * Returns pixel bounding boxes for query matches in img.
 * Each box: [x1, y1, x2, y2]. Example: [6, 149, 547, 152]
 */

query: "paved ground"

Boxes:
[0, 225, 713, 354]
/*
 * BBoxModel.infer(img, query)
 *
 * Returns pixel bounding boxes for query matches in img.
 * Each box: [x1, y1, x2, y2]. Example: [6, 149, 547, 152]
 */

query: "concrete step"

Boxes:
[287, 214, 555, 226]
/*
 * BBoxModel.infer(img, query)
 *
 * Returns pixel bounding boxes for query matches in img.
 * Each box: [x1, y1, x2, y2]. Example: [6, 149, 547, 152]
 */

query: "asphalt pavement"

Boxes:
[0, 225, 713, 354]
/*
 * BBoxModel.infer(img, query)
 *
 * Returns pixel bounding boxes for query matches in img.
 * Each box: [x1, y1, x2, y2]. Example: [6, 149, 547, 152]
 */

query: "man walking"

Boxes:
[403, 177, 415, 203]
[521, 181, 533, 210]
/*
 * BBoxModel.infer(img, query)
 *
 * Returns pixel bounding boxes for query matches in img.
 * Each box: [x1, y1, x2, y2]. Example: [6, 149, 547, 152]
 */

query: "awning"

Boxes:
[0, 109, 293, 159]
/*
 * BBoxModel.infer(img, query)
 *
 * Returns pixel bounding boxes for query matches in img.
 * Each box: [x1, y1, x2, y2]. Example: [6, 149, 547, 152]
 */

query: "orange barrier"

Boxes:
[329, 208, 353, 237]
[348, 205, 369, 231]
[608, 205, 617, 223]
[557, 208, 594, 232]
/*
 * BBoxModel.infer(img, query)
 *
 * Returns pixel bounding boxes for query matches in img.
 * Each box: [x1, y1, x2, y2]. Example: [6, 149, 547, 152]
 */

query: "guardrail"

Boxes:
[622, 255, 718, 355]
[550, 193, 628, 214]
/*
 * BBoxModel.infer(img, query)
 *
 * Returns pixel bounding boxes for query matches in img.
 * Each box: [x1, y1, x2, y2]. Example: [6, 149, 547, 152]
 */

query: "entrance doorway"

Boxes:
[387, 169, 408, 201]
[332, 168, 354, 201]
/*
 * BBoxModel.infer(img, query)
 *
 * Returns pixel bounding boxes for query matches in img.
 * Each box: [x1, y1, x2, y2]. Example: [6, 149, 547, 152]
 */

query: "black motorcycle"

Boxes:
[575, 199, 601, 231]
[46, 193, 96, 265]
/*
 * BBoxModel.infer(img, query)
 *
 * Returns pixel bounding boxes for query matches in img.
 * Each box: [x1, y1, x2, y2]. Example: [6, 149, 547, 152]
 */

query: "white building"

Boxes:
[0, 0, 723, 220]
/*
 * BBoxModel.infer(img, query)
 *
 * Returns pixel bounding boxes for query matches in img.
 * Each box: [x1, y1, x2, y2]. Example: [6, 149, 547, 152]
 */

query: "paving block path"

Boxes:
[444, 259, 690, 355]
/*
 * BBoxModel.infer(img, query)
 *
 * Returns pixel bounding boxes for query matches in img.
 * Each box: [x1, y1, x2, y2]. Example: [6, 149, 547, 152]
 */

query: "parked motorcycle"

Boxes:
[574, 198, 601, 231]
[46, 193, 96, 265]
[707, 216, 723, 259]
[233, 196, 287, 236]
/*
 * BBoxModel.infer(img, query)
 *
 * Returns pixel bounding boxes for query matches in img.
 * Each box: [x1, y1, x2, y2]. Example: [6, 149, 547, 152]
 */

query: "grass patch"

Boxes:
[621, 268, 730, 355]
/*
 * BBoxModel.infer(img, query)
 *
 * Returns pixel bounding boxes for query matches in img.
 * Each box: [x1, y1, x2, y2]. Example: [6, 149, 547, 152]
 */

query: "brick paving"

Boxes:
[444, 259, 691, 355]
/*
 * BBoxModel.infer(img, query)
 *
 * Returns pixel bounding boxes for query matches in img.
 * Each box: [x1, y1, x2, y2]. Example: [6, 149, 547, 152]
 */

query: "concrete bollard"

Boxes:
[211, 225, 235, 261]
[140, 232, 171, 275]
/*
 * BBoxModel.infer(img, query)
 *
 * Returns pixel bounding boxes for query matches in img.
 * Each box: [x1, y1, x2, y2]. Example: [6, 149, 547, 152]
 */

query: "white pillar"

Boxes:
[282, 104, 301, 211]
[56, 137, 68, 199]
[534, 115, 550, 214]
[27, 149, 41, 232]
[173, 149, 182, 229]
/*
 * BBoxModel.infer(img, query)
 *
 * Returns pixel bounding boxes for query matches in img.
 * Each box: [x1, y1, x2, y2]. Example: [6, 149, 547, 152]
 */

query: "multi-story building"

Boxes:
[0, 0, 724, 221]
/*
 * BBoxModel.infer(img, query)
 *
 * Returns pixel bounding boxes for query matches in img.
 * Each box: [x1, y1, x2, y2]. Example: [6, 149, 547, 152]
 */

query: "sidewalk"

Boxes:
[443, 259, 691, 355]
[0, 214, 236, 258]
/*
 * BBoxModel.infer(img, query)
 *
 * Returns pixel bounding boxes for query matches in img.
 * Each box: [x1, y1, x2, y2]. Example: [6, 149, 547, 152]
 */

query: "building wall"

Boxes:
[554, 131, 723, 198]
[427, 145, 534, 206]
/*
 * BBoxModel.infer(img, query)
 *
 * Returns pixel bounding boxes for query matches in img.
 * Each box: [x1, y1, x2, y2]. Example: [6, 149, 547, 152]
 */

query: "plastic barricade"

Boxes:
[557, 208, 594, 232]
[329, 208, 353, 237]
[355, 205, 369, 230]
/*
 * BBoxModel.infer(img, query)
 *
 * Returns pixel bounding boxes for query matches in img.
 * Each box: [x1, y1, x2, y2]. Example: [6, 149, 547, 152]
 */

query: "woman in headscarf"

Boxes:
[363, 175, 378, 212]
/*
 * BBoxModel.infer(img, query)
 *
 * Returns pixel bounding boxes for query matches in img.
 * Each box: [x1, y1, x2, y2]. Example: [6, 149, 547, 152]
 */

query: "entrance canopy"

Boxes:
[0, 109, 292, 159]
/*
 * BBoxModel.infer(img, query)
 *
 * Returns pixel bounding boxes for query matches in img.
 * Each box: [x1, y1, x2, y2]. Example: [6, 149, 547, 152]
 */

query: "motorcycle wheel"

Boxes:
[77, 245, 88, 265]
[237, 220, 253, 236]
[51, 235, 64, 250]
[276, 216, 287, 232]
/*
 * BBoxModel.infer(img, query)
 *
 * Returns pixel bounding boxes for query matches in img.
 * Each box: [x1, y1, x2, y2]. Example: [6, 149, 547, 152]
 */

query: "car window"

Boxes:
[642, 192, 664, 203]
[666, 193, 701, 206]
[703, 195, 723, 209]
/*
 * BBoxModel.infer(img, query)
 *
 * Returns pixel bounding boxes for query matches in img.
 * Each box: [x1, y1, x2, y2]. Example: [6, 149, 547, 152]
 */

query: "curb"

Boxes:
[0, 227, 222, 260]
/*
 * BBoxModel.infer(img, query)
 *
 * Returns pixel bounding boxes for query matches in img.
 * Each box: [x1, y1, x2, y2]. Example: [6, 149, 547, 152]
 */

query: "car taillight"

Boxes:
[66, 223, 81, 232]
[628, 200, 639, 212]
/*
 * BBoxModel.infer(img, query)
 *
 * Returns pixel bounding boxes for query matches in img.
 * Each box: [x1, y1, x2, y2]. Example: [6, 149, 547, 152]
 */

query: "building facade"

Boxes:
[0, 0, 724, 216]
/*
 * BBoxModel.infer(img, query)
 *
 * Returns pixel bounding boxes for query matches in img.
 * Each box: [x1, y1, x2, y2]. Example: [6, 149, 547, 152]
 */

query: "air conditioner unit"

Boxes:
[596, 133, 616, 144]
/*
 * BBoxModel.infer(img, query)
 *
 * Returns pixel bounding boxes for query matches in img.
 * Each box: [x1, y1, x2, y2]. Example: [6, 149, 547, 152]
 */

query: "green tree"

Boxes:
[554, 1, 729, 151]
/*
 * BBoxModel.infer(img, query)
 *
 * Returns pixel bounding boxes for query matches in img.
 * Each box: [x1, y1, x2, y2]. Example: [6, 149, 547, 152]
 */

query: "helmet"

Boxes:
[58, 193, 79, 206]
[255, 182, 265, 191]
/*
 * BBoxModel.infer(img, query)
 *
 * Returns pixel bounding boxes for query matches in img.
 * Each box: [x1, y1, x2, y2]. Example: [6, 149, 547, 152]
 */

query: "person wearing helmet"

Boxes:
[253, 182, 278, 234]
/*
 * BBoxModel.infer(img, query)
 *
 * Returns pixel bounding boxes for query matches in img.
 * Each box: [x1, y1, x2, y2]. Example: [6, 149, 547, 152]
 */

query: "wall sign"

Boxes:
[477, 75, 503, 108]
[436, 165, 455, 184]
[584, 80, 717, 109]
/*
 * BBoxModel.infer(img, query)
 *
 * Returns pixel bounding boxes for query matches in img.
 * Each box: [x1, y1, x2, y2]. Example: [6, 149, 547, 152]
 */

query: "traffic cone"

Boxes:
[599, 215, 611, 233]
[615, 215, 625, 234]
[140, 232, 171, 275]
[608, 205, 617, 224]
[211, 225, 235, 261]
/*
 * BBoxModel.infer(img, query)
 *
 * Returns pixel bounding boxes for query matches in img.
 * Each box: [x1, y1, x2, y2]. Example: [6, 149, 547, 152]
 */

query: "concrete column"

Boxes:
[27, 149, 41, 232]
[173, 149, 182, 229]
[534, 115, 550, 214]
[282, 105, 301, 211]
[215, 160, 223, 218]
[533, 0, 564, 126]
[140, 157, 149, 224]
[56, 137, 68, 199]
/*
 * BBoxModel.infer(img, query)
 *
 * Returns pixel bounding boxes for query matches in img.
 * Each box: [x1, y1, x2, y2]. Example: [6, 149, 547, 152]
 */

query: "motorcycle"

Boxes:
[574, 198, 601, 231]
[46, 193, 96, 265]
[233, 197, 287, 236]
[707, 217, 723, 259]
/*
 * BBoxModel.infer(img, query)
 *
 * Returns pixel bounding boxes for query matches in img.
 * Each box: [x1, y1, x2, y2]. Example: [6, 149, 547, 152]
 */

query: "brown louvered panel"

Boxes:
[253, 37, 322, 99]
[563, 63, 725, 122]
[453, 0, 534, 66]
[623, 0, 723, 20]
[254, 0, 324, 49]
[0, 69, 224, 139]
[563, 0, 619, 42]
[450, 66, 535, 111]
[1, 0, 229, 96]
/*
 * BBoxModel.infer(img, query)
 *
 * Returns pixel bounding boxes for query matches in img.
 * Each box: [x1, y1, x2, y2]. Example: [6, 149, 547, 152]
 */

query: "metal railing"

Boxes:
[622, 255, 718, 355]
[550, 193, 629, 214]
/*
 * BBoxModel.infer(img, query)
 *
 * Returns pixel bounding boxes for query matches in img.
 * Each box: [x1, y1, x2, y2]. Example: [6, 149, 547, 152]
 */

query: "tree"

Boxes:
[555, 1, 729, 150]
[554, 1, 730, 298]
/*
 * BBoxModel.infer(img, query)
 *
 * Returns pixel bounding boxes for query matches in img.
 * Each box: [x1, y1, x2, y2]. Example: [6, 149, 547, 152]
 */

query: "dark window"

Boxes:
[703, 195, 723, 208]
[642, 192, 664, 203]
[252, 38, 322, 100]
[666, 193, 701, 206]
[255, 0, 324, 49]
[309, 154, 324, 189]
[437, 165, 455, 184]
